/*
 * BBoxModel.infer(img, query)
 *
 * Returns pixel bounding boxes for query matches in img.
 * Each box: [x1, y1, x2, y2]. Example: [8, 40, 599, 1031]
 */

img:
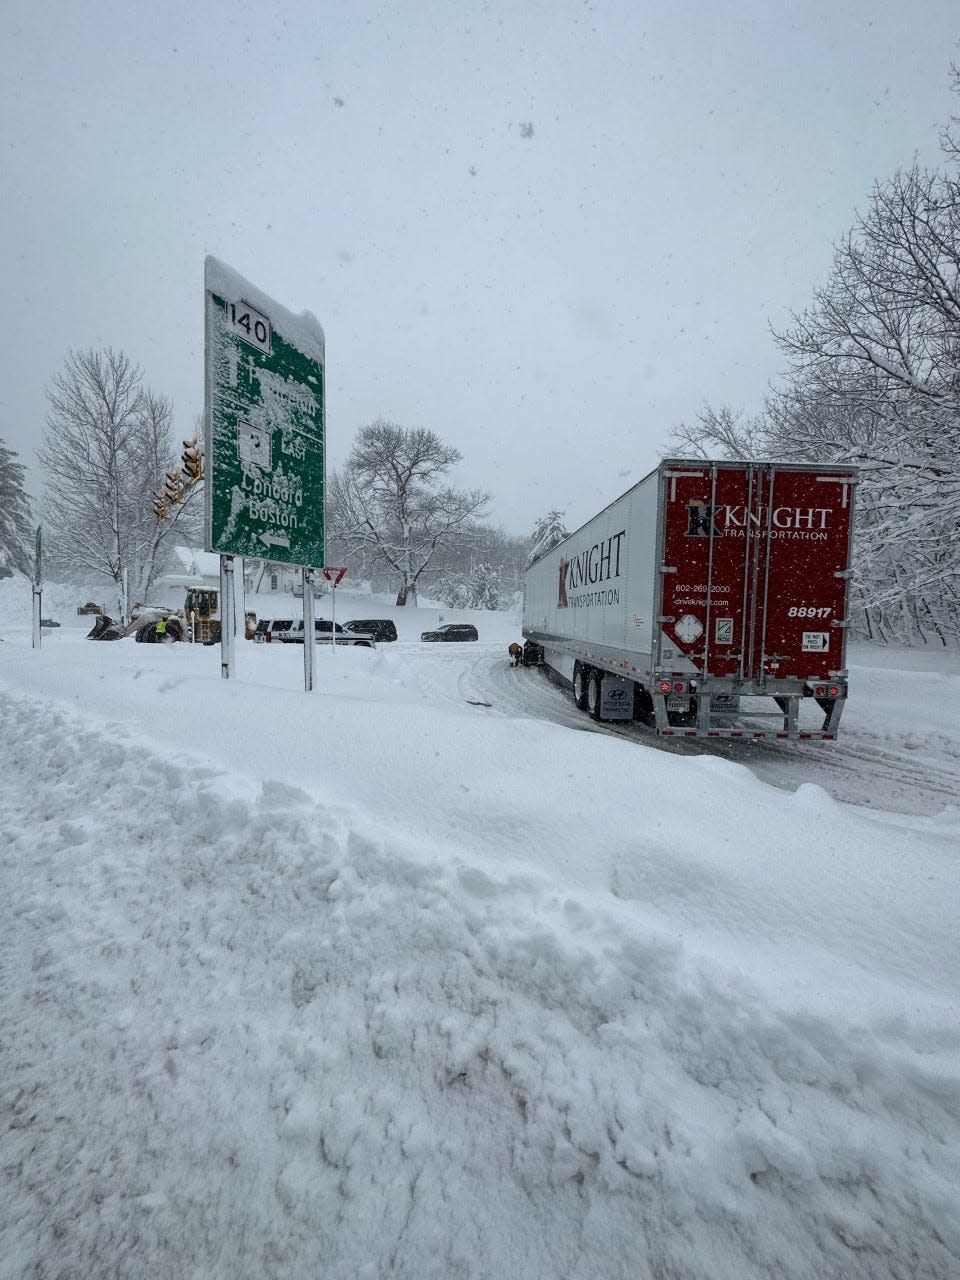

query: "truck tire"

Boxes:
[572, 664, 589, 711]
[634, 684, 655, 726]
[587, 671, 603, 720]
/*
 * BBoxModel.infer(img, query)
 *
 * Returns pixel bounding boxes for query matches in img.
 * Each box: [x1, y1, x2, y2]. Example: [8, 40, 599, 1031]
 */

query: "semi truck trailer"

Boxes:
[522, 459, 857, 741]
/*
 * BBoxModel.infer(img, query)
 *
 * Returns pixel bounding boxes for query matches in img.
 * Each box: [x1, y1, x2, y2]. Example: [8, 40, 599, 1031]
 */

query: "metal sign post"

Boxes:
[32, 525, 42, 650]
[321, 567, 347, 658]
[302, 567, 316, 692]
[203, 257, 326, 684]
[220, 555, 236, 679]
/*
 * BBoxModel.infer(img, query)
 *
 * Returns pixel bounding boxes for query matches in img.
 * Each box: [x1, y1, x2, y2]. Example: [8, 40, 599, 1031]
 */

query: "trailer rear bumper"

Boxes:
[657, 727, 840, 741]
[526, 637, 847, 741]
[651, 679, 846, 741]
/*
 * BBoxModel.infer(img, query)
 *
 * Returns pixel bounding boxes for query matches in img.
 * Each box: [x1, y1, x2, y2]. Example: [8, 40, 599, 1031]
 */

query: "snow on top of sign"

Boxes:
[205, 256, 325, 361]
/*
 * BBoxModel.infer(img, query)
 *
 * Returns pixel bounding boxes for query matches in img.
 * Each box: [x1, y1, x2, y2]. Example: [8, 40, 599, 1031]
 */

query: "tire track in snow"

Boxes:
[416, 647, 960, 815]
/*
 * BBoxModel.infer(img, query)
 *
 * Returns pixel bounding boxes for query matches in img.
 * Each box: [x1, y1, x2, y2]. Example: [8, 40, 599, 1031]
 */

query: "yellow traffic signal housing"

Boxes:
[164, 469, 183, 506]
[181, 437, 204, 484]
[153, 489, 168, 521]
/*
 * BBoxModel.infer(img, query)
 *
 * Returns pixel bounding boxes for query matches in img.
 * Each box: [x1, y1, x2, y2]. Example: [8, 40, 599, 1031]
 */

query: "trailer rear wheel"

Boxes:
[634, 684, 655, 726]
[587, 671, 603, 720]
[572, 664, 589, 711]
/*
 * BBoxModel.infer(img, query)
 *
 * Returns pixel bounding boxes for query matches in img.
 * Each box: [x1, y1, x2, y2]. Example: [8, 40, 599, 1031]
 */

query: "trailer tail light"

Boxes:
[673, 682, 685, 693]
[659, 680, 672, 693]
[829, 685, 841, 698]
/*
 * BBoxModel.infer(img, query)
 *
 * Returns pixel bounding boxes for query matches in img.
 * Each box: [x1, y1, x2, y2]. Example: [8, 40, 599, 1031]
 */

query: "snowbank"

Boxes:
[0, 587, 957, 1280]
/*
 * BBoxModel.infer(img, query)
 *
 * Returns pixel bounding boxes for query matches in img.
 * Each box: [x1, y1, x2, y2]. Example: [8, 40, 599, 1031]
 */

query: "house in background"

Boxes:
[246, 559, 300, 595]
[160, 547, 374, 611]
[160, 548, 298, 598]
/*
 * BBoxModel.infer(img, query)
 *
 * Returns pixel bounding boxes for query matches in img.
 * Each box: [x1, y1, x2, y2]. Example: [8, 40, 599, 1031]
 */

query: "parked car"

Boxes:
[343, 618, 398, 642]
[420, 623, 479, 642]
[254, 618, 296, 643]
[270, 619, 376, 647]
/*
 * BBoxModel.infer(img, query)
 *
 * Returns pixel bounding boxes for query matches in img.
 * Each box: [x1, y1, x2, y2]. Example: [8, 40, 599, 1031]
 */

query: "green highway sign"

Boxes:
[204, 257, 325, 565]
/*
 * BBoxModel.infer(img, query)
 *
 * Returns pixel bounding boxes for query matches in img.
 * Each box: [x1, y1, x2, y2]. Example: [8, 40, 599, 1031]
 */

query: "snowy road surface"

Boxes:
[1, 592, 958, 1279]
[399, 640, 960, 816]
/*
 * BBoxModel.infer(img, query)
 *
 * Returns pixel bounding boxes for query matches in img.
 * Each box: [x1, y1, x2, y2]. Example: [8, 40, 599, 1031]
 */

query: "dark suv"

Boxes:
[344, 618, 398, 642]
[420, 623, 479, 642]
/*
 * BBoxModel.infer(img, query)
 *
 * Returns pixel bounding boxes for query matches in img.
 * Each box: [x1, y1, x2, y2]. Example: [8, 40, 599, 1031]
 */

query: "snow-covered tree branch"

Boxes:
[0, 437, 34, 579]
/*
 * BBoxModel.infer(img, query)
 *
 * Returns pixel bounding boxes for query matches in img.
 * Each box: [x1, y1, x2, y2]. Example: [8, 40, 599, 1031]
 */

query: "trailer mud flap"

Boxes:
[600, 675, 634, 720]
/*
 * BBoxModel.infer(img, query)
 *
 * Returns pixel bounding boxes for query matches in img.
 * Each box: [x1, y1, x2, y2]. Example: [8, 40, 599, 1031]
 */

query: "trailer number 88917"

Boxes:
[787, 606, 832, 618]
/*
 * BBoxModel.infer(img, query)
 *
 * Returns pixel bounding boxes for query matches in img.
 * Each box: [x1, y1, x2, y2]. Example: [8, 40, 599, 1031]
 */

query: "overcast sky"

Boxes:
[2, 0, 957, 534]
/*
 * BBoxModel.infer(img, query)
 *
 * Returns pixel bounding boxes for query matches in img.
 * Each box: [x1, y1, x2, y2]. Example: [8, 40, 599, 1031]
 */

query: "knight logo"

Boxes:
[686, 502, 835, 536]
[558, 557, 569, 607]
[686, 502, 714, 537]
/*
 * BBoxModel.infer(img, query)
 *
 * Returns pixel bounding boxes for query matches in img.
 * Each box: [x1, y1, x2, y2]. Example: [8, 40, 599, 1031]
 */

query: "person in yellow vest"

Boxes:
[155, 616, 167, 641]
[508, 641, 523, 667]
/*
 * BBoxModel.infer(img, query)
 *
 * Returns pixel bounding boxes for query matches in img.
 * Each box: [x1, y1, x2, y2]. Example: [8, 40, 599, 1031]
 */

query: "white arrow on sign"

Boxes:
[259, 531, 290, 549]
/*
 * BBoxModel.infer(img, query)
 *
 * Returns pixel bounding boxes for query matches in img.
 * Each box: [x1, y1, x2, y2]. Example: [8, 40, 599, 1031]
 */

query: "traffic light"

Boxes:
[182, 437, 204, 484]
[164, 469, 183, 506]
[153, 489, 167, 521]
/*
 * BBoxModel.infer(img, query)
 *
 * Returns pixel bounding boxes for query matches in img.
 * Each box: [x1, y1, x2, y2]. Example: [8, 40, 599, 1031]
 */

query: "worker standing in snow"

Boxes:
[508, 642, 523, 667]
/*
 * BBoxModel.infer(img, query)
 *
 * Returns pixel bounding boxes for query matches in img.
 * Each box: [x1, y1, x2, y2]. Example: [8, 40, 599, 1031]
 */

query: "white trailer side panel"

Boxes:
[523, 470, 661, 665]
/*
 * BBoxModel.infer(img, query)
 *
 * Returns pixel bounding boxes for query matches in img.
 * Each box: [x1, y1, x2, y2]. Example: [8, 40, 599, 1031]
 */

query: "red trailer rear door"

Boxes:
[660, 464, 854, 682]
[755, 468, 854, 682]
[660, 464, 754, 678]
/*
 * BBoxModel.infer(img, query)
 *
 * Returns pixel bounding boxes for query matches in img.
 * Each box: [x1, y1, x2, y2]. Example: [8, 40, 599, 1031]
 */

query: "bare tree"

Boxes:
[666, 405, 765, 461]
[939, 62, 960, 166]
[332, 419, 489, 605]
[662, 73, 960, 644]
[769, 160, 960, 642]
[0, 437, 34, 578]
[38, 349, 200, 613]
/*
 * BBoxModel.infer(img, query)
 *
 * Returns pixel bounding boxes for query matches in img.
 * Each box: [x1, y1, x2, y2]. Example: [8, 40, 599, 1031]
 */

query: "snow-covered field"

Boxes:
[1, 578, 958, 1280]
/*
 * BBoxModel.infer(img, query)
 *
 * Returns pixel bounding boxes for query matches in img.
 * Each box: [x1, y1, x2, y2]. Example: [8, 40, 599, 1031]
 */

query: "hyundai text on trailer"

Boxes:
[521, 460, 857, 741]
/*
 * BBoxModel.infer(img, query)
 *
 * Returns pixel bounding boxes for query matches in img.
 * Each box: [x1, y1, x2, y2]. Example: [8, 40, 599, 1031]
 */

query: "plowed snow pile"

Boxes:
[1, 580, 958, 1280]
